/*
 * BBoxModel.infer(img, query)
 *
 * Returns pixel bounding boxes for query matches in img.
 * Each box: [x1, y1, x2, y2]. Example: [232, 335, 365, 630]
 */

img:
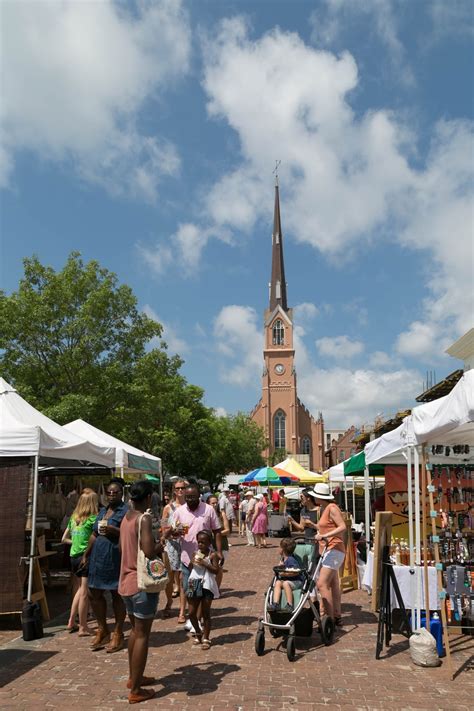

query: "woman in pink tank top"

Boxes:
[312, 483, 347, 626]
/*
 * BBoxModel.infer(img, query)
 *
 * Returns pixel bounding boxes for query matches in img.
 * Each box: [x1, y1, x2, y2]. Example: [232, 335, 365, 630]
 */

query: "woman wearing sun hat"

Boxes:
[312, 483, 347, 627]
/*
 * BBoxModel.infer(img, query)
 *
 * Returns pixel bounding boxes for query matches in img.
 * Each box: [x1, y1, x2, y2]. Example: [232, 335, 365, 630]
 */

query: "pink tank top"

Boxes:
[118, 513, 140, 596]
[318, 503, 345, 555]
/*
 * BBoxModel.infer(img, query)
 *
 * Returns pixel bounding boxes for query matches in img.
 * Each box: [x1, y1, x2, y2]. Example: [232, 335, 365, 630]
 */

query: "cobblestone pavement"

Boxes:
[0, 537, 472, 710]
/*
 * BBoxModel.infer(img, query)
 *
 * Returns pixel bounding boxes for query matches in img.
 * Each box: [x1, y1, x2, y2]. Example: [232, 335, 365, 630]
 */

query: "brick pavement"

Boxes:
[0, 536, 472, 710]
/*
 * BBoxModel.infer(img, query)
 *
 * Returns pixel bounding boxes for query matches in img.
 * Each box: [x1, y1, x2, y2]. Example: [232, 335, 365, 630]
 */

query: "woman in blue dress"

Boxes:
[83, 478, 128, 652]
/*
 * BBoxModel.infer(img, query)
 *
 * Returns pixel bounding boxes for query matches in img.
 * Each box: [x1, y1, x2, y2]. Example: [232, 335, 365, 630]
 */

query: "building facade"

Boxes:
[250, 182, 325, 471]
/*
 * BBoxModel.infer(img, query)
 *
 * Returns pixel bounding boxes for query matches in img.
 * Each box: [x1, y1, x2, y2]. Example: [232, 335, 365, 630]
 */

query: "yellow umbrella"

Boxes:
[275, 457, 325, 484]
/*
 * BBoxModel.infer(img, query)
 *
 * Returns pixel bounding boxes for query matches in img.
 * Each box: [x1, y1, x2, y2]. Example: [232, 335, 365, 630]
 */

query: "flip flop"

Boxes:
[127, 676, 157, 690]
[128, 688, 156, 704]
[67, 625, 79, 633]
[90, 632, 110, 651]
[201, 639, 211, 650]
[106, 633, 124, 654]
[177, 615, 186, 624]
[171, 590, 180, 598]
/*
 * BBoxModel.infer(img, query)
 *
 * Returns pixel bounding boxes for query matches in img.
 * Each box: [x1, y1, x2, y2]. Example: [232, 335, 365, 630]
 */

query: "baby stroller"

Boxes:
[255, 538, 334, 661]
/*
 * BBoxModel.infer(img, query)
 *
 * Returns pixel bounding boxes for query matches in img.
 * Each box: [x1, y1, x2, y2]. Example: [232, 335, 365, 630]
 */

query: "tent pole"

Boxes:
[406, 446, 414, 569]
[344, 476, 348, 512]
[421, 446, 430, 632]
[413, 446, 422, 631]
[364, 466, 370, 556]
[352, 480, 356, 523]
[27, 455, 39, 602]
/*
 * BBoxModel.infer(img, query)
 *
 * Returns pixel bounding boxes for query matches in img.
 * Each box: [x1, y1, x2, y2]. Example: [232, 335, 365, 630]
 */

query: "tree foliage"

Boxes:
[0, 253, 266, 486]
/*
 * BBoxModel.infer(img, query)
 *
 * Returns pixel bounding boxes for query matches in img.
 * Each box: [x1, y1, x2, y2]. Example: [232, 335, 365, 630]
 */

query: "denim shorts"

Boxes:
[181, 562, 191, 592]
[321, 549, 345, 570]
[122, 590, 159, 619]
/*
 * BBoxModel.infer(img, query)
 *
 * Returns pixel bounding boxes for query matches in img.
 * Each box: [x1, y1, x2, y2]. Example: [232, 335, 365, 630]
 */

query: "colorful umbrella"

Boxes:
[275, 457, 326, 483]
[239, 466, 298, 486]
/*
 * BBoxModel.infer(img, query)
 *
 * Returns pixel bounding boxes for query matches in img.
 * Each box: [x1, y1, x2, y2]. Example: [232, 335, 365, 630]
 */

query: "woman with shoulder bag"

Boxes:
[119, 480, 165, 705]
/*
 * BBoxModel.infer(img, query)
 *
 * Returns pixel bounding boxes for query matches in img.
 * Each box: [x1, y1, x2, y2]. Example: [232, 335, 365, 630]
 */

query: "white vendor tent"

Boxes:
[64, 419, 161, 475]
[361, 369, 474, 631]
[0, 378, 116, 603]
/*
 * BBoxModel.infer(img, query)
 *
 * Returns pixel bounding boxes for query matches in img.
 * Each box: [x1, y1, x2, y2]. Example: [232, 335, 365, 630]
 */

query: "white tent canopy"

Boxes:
[64, 419, 161, 474]
[0, 379, 115, 466]
[365, 370, 474, 465]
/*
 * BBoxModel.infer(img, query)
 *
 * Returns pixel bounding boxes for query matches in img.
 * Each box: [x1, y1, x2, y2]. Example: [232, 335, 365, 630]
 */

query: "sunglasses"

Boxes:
[174, 486, 186, 490]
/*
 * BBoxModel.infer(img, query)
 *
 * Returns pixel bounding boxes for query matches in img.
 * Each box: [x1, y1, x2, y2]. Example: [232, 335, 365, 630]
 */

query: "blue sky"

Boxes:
[1, 0, 473, 428]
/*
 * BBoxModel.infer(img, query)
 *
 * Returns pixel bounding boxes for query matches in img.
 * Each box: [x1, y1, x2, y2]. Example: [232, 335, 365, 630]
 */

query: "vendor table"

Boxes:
[363, 551, 439, 610]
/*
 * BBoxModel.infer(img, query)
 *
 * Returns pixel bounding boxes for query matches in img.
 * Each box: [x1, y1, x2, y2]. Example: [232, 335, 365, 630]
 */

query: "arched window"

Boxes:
[274, 410, 286, 449]
[302, 436, 311, 455]
[272, 319, 284, 345]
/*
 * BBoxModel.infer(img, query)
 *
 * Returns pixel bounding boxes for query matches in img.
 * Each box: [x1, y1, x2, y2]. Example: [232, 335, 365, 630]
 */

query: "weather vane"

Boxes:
[273, 160, 281, 186]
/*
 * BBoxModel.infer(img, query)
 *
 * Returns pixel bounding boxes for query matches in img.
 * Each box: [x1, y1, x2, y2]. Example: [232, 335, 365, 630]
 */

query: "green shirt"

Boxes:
[69, 514, 97, 557]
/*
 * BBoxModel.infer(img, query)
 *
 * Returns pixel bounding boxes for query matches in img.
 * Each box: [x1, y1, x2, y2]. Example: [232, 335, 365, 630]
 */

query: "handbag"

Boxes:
[137, 513, 169, 593]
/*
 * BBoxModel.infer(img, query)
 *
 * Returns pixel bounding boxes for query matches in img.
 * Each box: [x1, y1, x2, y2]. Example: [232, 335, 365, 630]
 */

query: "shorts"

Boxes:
[71, 554, 89, 578]
[122, 590, 159, 619]
[181, 562, 191, 593]
[321, 549, 345, 570]
[189, 588, 214, 600]
[284, 579, 303, 591]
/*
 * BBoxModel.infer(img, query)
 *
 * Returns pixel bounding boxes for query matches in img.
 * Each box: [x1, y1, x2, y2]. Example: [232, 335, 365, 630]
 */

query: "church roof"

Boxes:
[269, 181, 288, 312]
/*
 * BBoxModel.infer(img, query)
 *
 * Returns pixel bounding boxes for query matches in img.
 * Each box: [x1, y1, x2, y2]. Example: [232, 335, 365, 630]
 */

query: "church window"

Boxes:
[274, 410, 286, 449]
[302, 436, 311, 455]
[272, 319, 284, 345]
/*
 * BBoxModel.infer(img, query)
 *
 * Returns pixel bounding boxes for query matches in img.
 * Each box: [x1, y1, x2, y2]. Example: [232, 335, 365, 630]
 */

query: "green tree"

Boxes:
[0, 252, 161, 423]
[0, 253, 267, 484]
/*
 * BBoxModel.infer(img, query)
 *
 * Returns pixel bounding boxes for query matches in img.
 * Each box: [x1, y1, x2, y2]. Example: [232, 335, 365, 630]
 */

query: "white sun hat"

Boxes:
[311, 483, 334, 501]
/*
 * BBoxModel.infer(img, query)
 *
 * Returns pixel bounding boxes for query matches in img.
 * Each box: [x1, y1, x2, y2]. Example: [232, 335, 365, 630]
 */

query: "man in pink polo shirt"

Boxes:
[173, 483, 223, 595]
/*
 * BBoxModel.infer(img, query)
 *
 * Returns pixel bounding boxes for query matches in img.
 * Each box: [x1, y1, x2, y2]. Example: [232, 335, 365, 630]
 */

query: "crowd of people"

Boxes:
[61, 478, 346, 704]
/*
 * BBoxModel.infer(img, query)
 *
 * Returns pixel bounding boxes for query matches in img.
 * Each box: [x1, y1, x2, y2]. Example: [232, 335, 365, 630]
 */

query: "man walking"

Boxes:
[172, 483, 223, 603]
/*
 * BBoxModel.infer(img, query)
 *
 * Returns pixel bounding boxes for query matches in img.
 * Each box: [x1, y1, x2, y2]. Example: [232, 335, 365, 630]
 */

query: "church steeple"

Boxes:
[269, 179, 288, 312]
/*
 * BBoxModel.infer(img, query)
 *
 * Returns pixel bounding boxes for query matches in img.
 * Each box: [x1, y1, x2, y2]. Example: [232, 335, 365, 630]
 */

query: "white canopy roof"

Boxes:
[365, 370, 474, 465]
[64, 419, 161, 474]
[0, 378, 115, 466]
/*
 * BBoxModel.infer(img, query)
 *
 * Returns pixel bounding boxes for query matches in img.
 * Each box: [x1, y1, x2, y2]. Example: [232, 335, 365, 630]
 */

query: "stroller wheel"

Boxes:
[286, 635, 296, 662]
[320, 616, 335, 646]
[255, 630, 265, 656]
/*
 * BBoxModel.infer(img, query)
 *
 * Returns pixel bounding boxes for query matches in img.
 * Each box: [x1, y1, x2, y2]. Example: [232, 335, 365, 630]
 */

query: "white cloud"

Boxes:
[429, 0, 474, 41]
[294, 302, 320, 323]
[316, 335, 364, 360]
[213, 305, 262, 387]
[369, 350, 397, 368]
[299, 365, 420, 428]
[197, 20, 472, 357]
[1, 0, 190, 199]
[214, 406, 228, 418]
[309, 0, 414, 86]
[143, 304, 188, 356]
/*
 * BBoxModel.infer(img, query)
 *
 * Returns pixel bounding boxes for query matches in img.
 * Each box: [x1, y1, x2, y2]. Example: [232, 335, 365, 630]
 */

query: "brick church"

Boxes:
[250, 181, 325, 471]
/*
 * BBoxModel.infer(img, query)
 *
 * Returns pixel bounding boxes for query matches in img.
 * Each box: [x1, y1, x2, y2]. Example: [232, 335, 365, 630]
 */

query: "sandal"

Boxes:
[171, 589, 180, 598]
[334, 617, 343, 627]
[128, 688, 156, 704]
[177, 615, 186, 624]
[192, 636, 203, 646]
[106, 631, 125, 654]
[67, 625, 79, 634]
[201, 639, 211, 650]
[127, 676, 156, 690]
[90, 630, 110, 651]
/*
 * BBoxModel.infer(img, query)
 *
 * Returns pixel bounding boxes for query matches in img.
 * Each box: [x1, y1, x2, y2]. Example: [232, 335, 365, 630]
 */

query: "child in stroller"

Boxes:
[267, 538, 304, 613]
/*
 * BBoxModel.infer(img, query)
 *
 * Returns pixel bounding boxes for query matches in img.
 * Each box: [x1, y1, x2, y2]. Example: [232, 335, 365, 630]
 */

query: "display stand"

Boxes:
[375, 544, 411, 659]
[29, 556, 50, 621]
[339, 516, 358, 592]
[371, 512, 393, 612]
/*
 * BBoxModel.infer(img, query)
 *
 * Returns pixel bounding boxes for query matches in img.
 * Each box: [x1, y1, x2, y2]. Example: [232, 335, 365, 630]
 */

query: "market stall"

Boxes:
[0, 378, 115, 620]
[363, 370, 474, 673]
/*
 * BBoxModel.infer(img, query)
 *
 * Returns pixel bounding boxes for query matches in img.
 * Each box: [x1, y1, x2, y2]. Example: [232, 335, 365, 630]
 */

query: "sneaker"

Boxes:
[283, 603, 294, 613]
[267, 603, 280, 612]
